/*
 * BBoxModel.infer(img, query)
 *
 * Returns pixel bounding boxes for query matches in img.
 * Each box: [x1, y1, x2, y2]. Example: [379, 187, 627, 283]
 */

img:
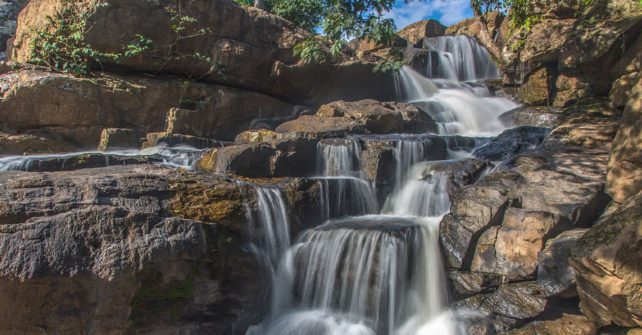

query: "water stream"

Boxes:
[248, 35, 511, 335]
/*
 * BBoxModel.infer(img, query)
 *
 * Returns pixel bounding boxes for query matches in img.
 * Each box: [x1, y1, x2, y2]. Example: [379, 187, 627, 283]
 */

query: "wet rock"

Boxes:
[198, 137, 318, 178]
[446, 270, 501, 299]
[499, 106, 562, 128]
[504, 313, 597, 335]
[0, 166, 265, 334]
[537, 229, 588, 298]
[455, 282, 548, 331]
[0, 152, 152, 172]
[98, 128, 140, 150]
[442, 103, 618, 271]
[473, 126, 550, 161]
[398, 19, 446, 47]
[571, 192, 642, 328]
[483, 282, 548, 320]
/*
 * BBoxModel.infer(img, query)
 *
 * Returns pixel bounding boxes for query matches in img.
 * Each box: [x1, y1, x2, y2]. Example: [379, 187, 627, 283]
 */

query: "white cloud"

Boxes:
[385, 0, 473, 30]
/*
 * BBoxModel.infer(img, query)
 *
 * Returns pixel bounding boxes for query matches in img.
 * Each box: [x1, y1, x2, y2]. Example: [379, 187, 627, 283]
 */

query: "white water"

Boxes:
[0, 145, 204, 171]
[316, 176, 379, 220]
[317, 139, 363, 177]
[397, 66, 518, 137]
[242, 185, 291, 277]
[249, 36, 514, 335]
[384, 162, 451, 217]
[424, 35, 499, 81]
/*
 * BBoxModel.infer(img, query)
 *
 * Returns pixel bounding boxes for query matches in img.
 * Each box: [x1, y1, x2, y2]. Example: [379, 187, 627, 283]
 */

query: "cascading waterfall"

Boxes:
[397, 66, 518, 136]
[241, 184, 291, 289]
[423, 35, 499, 81]
[317, 176, 379, 220]
[384, 162, 451, 217]
[315, 139, 380, 219]
[317, 139, 363, 177]
[250, 36, 515, 335]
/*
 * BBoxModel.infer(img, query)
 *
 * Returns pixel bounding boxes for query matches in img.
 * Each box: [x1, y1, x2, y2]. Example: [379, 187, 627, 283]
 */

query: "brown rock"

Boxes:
[98, 128, 140, 150]
[520, 19, 576, 64]
[517, 67, 552, 106]
[0, 131, 77, 155]
[537, 229, 588, 298]
[0, 70, 297, 148]
[398, 19, 446, 46]
[0, 166, 265, 334]
[571, 192, 642, 328]
[553, 74, 590, 108]
[607, 71, 642, 203]
[499, 106, 563, 128]
[142, 132, 224, 149]
[275, 115, 366, 138]
[446, 12, 504, 62]
[504, 314, 597, 335]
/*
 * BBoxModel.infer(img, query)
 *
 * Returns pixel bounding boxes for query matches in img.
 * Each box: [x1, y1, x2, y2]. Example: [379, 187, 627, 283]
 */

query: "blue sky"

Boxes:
[384, 0, 474, 30]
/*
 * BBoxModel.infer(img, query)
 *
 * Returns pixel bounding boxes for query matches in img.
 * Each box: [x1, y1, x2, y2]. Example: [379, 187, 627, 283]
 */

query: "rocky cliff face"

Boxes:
[0, 0, 641, 334]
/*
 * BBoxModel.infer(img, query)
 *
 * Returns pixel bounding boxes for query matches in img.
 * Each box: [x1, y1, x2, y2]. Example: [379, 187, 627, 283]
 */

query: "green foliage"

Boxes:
[29, 1, 151, 76]
[29, 0, 221, 78]
[293, 38, 329, 64]
[242, 0, 397, 66]
[158, 0, 223, 77]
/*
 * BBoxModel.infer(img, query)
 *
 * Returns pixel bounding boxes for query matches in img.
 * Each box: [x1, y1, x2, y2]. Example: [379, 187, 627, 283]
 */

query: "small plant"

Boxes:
[29, 1, 152, 76]
[29, 0, 222, 79]
[293, 38, 330, 64]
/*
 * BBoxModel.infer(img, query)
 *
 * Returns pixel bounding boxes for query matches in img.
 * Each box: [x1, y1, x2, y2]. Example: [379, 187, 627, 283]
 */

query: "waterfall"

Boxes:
[423, 35, 499, 81]
[242, 184, 291, 287]
[384, 162, 451, 217]
[397, 66, 518, 137]
[317, 176, 379, 220]
[395, 66, 439, 102]
[315, 138, 380, 220]
[317, 139, 363, 177]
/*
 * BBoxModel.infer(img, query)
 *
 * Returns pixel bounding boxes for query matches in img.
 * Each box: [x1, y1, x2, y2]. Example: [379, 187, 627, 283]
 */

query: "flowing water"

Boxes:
[247, 35, 512, 335]
[241, 183, 292, 310]
[423, 35, 500, 81]
[0, 145, 204, 171]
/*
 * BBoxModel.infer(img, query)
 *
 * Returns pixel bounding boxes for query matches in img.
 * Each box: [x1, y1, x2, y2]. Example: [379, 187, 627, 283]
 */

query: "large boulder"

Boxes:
[571, 192, 642, 328]
[499, 106, 562, 128]
[9, 0, 399, 105]
[607, 71, 642, 203]
[0, 70, 297, 152]
[398, 19, 446, 47]
[0, 166, 266, 334]
[441, 101, 618, 272]
[276, 100, 437, 138]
